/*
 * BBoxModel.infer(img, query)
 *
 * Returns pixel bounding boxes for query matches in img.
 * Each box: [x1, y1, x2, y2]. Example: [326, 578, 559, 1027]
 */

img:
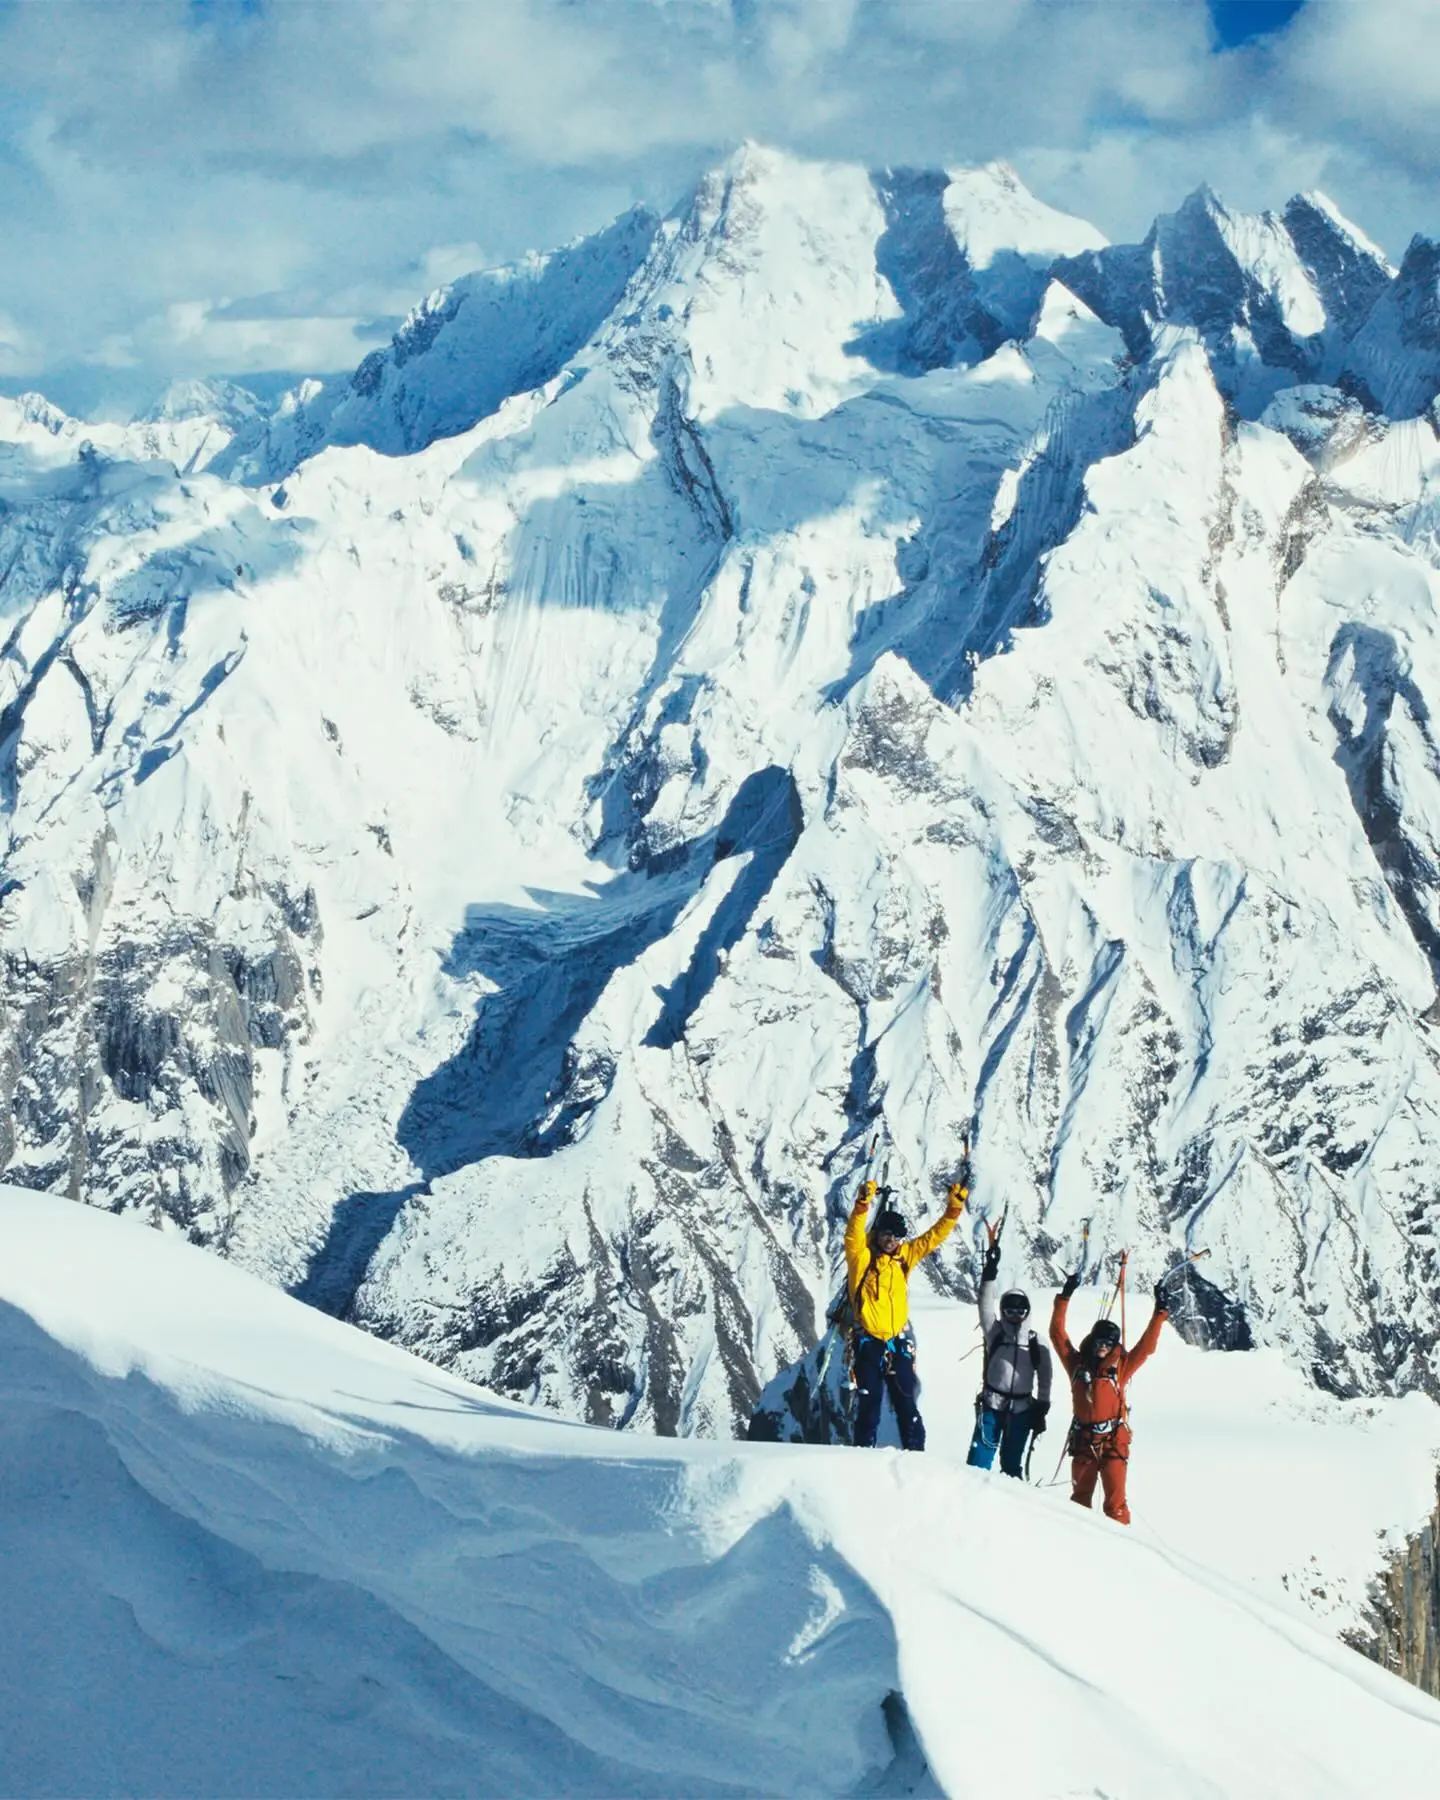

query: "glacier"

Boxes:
[4, 144, 1440, 1442]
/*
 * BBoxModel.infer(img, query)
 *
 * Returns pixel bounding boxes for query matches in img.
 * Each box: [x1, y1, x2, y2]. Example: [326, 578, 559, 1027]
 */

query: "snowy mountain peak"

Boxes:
[940, 160, 1107, 270]
[213, 204, 659, 482]
[141, 376, 265, 430]
[2, 390, 71, 437]
[1288, 189, 1395, 277]
[1055, 180, 1394, 410]
[9, 149, 1440, 1450]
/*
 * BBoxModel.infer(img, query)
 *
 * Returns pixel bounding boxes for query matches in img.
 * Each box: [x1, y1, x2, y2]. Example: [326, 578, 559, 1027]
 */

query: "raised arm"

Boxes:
[978, 1273, 998, 1336]
[844, 1180, 876, 1299]
[1121, 1300, 1168, 1380]
[900, 1185, 966, 1270]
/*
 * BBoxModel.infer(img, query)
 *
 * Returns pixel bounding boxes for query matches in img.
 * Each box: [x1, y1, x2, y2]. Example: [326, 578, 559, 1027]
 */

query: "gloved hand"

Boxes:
[1154, 1278, 1172, 1311]
[1060, 1272, 1081, 1300]
[955, 1152, 973, 1196]
[981, 1244, 1001, 1283]
[858, 1179, 876, 1208]
[1029, 1400, 1050, 1435]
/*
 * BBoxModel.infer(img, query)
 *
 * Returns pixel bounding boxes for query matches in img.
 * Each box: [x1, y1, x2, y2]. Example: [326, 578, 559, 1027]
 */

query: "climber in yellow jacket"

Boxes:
[844, 1172, 967, 1448]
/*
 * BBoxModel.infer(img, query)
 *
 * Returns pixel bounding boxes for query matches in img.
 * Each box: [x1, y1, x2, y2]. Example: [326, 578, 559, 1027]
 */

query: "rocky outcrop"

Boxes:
[1349, 1478, 1440, 1697]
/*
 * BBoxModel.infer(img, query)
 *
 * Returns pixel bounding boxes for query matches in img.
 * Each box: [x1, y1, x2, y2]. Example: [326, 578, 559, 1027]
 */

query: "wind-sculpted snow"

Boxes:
[5, 144, 1440, 1437]
[5, 1191, 1440, 1798]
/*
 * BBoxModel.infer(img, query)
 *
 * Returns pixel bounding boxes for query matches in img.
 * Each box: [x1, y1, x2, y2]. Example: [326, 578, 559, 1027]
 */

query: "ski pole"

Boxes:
[863, 1132, 886, 1247]
[1118, 1249, 1128, 1346]
[1099, 1249, 1127, 1321]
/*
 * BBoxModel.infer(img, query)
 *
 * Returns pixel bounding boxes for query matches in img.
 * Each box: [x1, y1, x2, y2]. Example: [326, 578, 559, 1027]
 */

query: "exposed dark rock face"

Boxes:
[1350, 1478, 1440, 1698]
[1342, 236, 1440, 418]
[0, 886, 316, 1240]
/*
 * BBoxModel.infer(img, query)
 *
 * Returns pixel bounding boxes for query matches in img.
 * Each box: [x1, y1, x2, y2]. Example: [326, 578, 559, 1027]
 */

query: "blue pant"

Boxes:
[967, 1406, 1032, 1477]
[853, 1334, 925, 1450]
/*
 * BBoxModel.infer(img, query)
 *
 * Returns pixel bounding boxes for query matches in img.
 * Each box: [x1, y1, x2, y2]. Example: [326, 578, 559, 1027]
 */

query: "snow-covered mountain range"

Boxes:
[5, 144, 1440, 1437]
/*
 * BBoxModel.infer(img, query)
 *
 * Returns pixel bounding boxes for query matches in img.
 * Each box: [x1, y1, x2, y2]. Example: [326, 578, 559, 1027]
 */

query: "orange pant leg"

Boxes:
[1069, 1451, 1100, 1510]
[1099, 1450, 1130, 1524]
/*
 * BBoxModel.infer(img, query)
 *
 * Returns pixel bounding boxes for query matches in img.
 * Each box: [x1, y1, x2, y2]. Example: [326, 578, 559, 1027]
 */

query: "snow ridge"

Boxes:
[4, 1189, 1440, 1799]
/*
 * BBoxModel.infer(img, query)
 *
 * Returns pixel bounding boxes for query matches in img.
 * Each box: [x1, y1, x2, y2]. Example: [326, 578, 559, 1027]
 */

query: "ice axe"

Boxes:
[1158, 1248, 1211, 1290]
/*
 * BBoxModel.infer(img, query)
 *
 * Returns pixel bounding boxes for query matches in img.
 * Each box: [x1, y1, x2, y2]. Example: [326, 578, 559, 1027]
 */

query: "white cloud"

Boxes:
[1272, 1, 1440, 197]
[137, 301, 378, 376]
[0, 0, 1434, 399]
[417, 244, 491, 291]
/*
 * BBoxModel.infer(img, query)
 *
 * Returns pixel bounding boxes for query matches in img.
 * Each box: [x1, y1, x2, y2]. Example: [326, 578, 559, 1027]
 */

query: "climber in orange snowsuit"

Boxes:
[1049, 1276, 1168, 1525]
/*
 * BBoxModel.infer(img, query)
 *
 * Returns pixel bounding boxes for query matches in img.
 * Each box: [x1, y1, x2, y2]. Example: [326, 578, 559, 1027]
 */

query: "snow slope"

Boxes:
[3, 1186, 1439, 1800]
[5, 146, 1440, 1436]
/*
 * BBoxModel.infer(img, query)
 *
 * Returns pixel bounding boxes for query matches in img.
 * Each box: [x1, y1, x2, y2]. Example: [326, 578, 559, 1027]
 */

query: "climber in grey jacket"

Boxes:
[966, 1235, 1053, 1478]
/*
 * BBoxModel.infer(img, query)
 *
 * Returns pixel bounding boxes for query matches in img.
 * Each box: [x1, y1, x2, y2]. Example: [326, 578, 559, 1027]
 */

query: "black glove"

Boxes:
[981, 1245, 1001, 1282]
[955, 1153, 973, 1195]
[1060, 1272, 1081, 1300]
[1154, 1279, 1172, 1311]
[1028, 1400, 1050, 1435]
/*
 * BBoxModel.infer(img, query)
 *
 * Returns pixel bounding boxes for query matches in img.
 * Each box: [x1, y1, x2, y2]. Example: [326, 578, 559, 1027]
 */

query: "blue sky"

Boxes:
[0, 0, 1434, 411]
[1209, 1, 1306, 49]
